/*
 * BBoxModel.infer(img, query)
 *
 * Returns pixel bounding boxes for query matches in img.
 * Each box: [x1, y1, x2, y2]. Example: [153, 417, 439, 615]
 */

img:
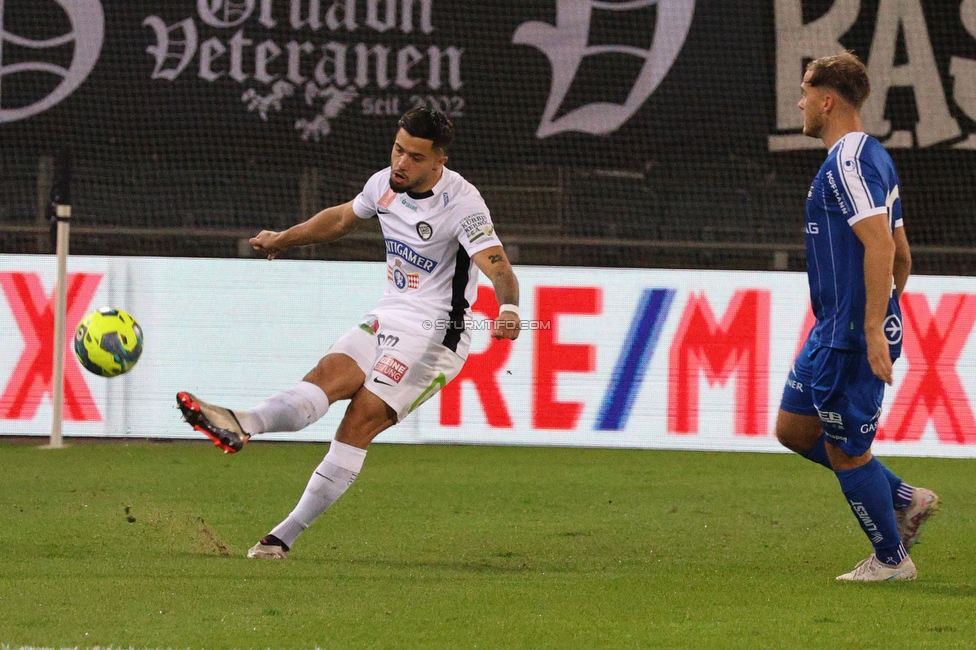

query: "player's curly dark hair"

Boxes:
[806, 51, 871, 109]
[397, 106, 454, 152]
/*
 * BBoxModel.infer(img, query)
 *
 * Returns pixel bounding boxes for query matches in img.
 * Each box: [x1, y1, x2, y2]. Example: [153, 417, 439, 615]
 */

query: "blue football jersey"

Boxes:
[804, 132, 903, 358]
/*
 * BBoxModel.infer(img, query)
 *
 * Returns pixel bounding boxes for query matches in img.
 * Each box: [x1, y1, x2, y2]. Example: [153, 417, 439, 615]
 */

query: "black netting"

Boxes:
[2, 1, 975, 274]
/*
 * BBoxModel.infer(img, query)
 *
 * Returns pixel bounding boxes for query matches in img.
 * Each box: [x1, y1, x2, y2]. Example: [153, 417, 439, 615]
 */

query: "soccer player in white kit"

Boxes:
[176, 107, 521, 559]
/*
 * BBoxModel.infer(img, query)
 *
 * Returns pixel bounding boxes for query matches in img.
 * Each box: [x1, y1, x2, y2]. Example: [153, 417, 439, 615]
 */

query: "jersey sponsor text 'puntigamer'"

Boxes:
[385, 238, 438, 272]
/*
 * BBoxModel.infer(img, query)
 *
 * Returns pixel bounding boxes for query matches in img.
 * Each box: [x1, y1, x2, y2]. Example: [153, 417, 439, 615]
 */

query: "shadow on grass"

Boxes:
[837, 581, 976, 597]
[312, 556, 555, 575]
[192, 554, 594, 576]
[904, 582, 976, 597]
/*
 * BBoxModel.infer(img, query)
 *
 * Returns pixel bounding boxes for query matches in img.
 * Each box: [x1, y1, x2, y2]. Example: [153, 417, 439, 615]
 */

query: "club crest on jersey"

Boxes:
[884, 314, 903, 345]
[442, 192, 450, 206]
[385, 238, 437, 272]
[416, 221, 433, 240]
[388, 259, 420, 292]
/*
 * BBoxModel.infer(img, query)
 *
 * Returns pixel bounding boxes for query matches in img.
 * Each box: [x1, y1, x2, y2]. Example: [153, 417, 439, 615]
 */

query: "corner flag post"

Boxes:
[45, 150, 72, 450]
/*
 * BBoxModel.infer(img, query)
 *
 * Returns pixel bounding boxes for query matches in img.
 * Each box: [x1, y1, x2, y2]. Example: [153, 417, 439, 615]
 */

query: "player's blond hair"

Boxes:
[806, 51, 871, 109]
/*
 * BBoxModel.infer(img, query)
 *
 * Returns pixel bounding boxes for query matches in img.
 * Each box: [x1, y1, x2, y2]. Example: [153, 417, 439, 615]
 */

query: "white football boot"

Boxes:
[836, 554, 916, 581]
[247, 539, 289, 559]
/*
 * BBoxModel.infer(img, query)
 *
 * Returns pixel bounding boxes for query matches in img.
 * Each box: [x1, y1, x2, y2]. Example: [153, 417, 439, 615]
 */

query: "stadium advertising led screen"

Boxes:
[2, 256, 974, 458]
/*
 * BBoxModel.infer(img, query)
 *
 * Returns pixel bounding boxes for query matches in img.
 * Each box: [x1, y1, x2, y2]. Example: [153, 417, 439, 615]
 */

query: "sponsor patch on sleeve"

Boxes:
[459, 212, 496, 243]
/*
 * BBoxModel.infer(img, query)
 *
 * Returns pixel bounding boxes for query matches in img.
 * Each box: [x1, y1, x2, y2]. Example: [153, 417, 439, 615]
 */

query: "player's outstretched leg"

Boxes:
[248, 440, 367, 559]
[177, 392, 250, 453]
[233, 381, 331, 434]
[177, 382, 331, 454]
[897, 487, 940, 550]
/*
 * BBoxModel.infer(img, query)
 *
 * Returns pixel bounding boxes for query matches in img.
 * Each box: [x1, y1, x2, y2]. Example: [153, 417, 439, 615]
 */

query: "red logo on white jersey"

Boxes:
[374, 354, 408, 383]
[378, 188, 397, 209]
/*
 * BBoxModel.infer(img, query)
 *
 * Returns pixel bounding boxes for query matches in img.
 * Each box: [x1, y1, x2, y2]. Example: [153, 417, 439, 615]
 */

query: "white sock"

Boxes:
[268, 440, 367, 548]
[234, 381, 329, 434]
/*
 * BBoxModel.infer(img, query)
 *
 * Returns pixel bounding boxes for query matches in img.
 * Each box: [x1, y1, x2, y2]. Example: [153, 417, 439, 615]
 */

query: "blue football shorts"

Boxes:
[780, 335, 886, 457]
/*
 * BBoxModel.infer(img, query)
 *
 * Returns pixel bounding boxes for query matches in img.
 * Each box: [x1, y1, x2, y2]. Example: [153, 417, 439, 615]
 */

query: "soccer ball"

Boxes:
[74, 308, 144, 377]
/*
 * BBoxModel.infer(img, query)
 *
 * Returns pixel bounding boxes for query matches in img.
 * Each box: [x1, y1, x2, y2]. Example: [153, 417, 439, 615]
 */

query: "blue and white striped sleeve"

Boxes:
[837, 135, 888, 227]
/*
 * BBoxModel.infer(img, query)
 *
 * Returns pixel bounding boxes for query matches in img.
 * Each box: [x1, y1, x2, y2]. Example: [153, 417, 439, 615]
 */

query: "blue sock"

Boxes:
[835, 458, 907, 566]
[877, 463, 913, 510]
[802, 438, 832, 469]
[893, 481, 914, 510]
[806, 440, 913, 510]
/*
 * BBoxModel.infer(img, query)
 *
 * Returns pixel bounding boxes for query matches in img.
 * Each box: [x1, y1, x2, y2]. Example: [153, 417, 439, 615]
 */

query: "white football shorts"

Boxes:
[327, 314, 466, 421]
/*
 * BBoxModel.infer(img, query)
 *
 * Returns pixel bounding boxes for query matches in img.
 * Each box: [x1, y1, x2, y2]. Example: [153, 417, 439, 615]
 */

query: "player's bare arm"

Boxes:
[472, 245, 520, 340]
[893, 225, 912, 298]
[250, 200, 361, 260]
[853, 213, 897, 385]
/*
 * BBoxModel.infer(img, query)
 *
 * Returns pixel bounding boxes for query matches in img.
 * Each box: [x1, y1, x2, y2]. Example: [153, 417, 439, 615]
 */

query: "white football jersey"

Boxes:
[352, 166, 503, 355]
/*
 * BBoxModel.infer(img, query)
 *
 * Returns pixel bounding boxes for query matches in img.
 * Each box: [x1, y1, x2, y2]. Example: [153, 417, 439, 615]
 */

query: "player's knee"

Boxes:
[774, 424, 798, 452]
[774, 413, 793, 448]
[775, 410, 821, 454]
[303, 354, 364, 402]
[774, 427, 787, 448]
[334, 388, 397, 447]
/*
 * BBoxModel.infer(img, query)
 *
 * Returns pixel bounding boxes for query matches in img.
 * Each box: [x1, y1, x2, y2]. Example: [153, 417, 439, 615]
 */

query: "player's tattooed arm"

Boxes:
[472, 245, 520, 340]
[473, 246, 519, 306]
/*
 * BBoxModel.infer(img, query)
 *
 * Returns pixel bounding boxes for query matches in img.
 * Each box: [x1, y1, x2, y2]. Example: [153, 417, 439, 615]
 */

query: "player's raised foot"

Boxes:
[247, 536, 289, 559]
[176, 391, 249, 453]
[897, 487, 940, 550]
[836, 554, 916, 581]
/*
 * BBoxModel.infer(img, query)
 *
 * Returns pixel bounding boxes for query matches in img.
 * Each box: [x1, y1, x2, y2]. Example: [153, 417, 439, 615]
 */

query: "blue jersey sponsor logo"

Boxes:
[825, 170, 849, 215]
[385, 238, 437, 272]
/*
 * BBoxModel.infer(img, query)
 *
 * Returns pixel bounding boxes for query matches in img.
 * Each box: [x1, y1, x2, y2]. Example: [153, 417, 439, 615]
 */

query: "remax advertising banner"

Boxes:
[2, 256, 975, 458]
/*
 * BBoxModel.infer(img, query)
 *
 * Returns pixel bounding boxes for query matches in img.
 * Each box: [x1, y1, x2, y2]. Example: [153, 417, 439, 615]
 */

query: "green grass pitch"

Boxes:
[0, 440, 974, 649]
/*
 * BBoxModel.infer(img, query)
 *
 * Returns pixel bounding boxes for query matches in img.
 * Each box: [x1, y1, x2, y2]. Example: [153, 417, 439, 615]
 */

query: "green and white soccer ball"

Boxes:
[74, 308, 144, 377]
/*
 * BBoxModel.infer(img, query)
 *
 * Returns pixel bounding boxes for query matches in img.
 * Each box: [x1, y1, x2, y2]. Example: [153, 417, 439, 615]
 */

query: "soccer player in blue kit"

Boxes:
[775, 52, 938, 581]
